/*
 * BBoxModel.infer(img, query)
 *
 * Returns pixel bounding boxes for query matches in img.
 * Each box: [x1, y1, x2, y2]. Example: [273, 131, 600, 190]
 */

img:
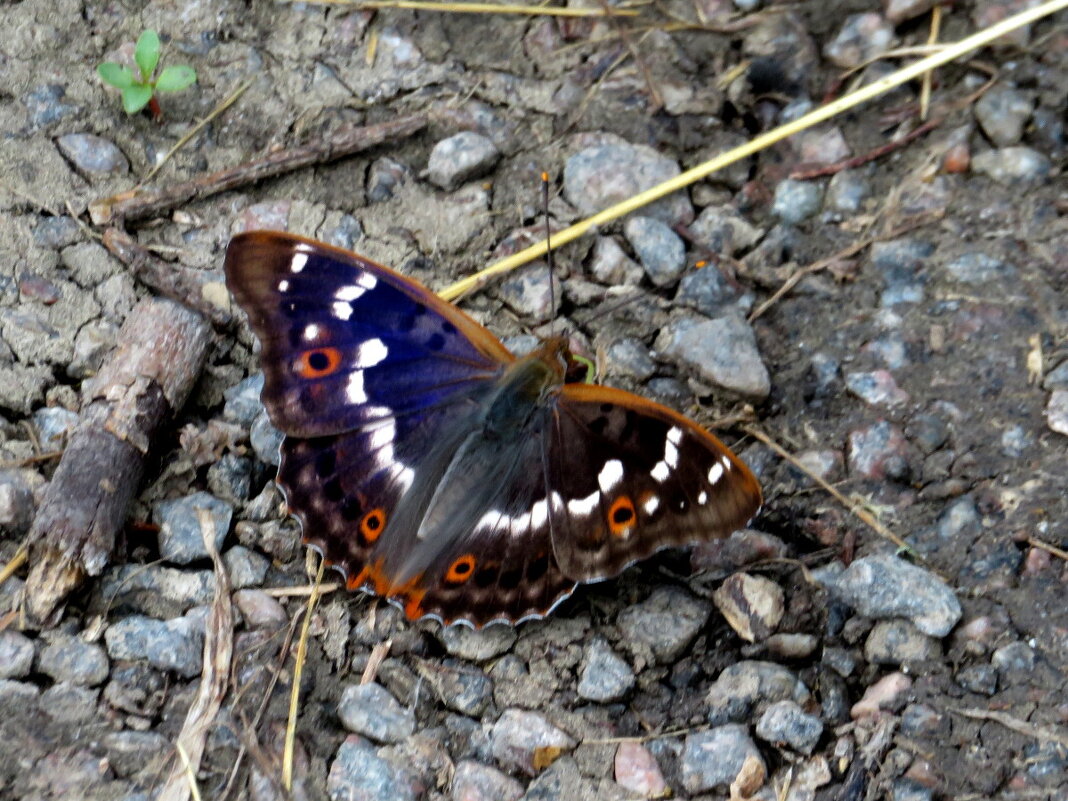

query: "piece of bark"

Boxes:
[88, 114, 427, 226]
[103, 227, 233, 327]
[23, 297, 211, 623]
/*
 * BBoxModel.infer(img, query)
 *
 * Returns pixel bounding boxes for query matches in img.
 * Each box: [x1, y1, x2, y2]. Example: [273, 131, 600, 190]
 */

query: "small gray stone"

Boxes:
[945, 252, 1014, 284]
[847, 420, 910, 480]
[338, 682, 415, 743]
[103, 663, 167, 717]
[69, 321, 118, 379]
[823, 13, 894, 68]
[972, 146, 1051, 184]
[900, 703, 947, 736]
[207, 454, 253, 503]
[427, 132, 500, 190]
[424, 660, 493, 717]
[223, 545, 270, 589]
[33, 215, 82, 249]
[605, 338, 656, 382]
[706, 660, 811, 724]
[675, 263, 753, 318]
[99, 565, 215, 616]
[104, 615, 204, 678]
[825, 170, 869, 214]
[831, 554, 962, 637]
[0, 679, 41, 710]
[992, 641, 1036, 674]
[755, 699, 823, 754]
[321, 214, 364, 251]
[489, 709, 575, 776]
[450, 760, 524, 801]
[438, 624, 516, 661]
[681, 724, 764, 793]
[893, 778, 934, 801]
[56, 133, 130, 174]
[974, 85, 1034, 147]
[0, 631, 35, 679]
[233, 589, 288, 628]
[497, 264, 559, 322]
[41, 682, 99, 722]
[956, 664, 997, 695]
[327, 736, 417, 801]
[623, 216, 686, 287]
[32, 407, 79, 451]
[772, 179, 824, 224]
[577, 639, 635, 702]
[937, 497, 982, 543]
[1043, 361, 1068, 390]
[564, 142, 693, 226]
[102, 731, 169, 778]
[250, 411, 284, 466]
[689, 205, 763, 256]
[24, 85, 80, 131]
[222, 373, 265, 427]
[1049, 390, 1068, 437]
[845, 370, 910, 407]
[154, 491, 233, 565]
[0, 470, 36, 536]
[367, 157, 412, 203]
[885, 0, 936, 23]
[617, 586, 711, 663]
[38, 635, 109, 686]
[657, 315, 770, 401]
[588, 236, 644, 285]
[864, 620, 941, 665]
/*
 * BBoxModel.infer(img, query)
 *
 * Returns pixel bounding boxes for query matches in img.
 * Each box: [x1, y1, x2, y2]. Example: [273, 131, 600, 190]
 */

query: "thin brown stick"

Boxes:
[952, 708, 1068, 748]
[789, 116, 944, 180]
[89, 114, 427, 226]
[1027, 537, 1068, 562]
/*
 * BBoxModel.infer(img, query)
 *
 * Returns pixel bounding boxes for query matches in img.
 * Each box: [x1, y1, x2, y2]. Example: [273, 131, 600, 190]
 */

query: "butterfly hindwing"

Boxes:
[546, 384, 762, 581]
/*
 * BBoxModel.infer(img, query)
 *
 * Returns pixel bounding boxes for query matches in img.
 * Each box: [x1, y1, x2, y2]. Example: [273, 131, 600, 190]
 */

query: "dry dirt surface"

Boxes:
[1, 0, 1067, 799]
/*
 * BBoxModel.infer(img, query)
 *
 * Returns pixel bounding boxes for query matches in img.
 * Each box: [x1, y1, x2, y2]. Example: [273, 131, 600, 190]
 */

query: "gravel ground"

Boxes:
[1, 1, 1066, 799]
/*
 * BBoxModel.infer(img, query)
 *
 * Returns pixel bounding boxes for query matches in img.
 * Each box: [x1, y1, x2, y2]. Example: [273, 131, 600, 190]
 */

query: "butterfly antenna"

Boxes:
[542, 171, 556, 339]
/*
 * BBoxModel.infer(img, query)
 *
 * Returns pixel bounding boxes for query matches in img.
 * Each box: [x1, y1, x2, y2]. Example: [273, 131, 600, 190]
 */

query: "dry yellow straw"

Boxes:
[439, 0, 1068, 301]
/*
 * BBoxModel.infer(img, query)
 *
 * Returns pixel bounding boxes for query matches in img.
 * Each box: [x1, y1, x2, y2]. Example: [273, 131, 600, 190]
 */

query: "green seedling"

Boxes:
[97, 30, 196, 119]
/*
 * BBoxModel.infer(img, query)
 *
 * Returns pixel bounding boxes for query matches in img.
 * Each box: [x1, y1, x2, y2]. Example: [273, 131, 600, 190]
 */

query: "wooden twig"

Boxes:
[952, 708, 1068, 748]
[103, 228, 233, 327]
[22, 298, 211, 623]
[789, 117, 944, 180]
[89, 114, 427, 226]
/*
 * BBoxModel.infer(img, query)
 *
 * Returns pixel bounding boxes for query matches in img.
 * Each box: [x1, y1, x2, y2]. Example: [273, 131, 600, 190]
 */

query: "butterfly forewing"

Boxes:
[546, 384, 762, 582]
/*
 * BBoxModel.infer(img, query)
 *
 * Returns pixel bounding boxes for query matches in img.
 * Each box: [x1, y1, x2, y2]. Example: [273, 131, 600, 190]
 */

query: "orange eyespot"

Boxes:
[359, 508, 386, 543]
[607, 495, 636, 537]
[445, 554, 477, 584]
[296, 347, 342, 378]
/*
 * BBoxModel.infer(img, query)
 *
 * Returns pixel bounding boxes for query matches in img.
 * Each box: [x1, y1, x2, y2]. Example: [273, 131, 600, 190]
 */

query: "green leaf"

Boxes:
[97, 62, 136, 89]
[154, 64, 197, 93]
[121, 84, 154, 114]
[134, 29, 160, 81]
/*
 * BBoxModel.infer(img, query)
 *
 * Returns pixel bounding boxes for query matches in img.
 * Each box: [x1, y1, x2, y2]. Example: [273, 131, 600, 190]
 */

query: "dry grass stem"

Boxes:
[289, 0, 639, 16]
[283, 558, 326, 789]
[952, 708, 1068, 748]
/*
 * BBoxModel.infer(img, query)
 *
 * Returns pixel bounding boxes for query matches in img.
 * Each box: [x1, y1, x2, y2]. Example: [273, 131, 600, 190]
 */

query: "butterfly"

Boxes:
[225, 230, 762, 627]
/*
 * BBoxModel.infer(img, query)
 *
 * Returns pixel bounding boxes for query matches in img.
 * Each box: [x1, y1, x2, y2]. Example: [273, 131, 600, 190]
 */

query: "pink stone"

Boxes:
[614, 742, 669, 798]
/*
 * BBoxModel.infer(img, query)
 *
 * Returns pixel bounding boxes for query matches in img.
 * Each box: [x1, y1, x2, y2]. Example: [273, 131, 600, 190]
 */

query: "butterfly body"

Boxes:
[225, 231, 761, 626]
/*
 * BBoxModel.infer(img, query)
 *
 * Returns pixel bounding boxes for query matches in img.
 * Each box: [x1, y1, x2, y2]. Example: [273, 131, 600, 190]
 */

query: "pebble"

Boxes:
[824, 170, 869, 215]
[893, 778, 934, 801]
[367, 156, 412, 203]
[847, 420, 910, 481]
[99, 564, 215, 616]
[792, 449, 843, 484]
[623, 216, 686, 287]
[771, 179, 823, 224]
[851, 671, 912, 718]
[617, 586, 711, 663]
[604, 338, 656, 382]
[972, 146, 1051, 183]
[489, 709, 575, 776]
[423, 660, 493, 716]
[713, 572, 785, 643]
[102, 731, 169, 778]
[885, 0, 937, 23]
[657, 315, 770, 401]
[823, 13, 894, 68]
[675, 262, 753, 318]
[1046, 390, 1068, 436]
[974, 85, 1034, 147]
[795, 125, 852, 165]
[691, 529, 789, 573]
[0, 470, 36, 536]
[222, 545, 270, 589]
[437, 623, 516, 661]
[764, 632, 818, 660]
[207, 454, 252, 502]
[427, 132, 500, 191]
[102, 663, 167, 717]
[250, 411, 284, 465]
[577, 638, 635, 702]
[563, 141, 693, 226]
[991, 640, 1036, 673]
[38, 634, 110, 686]
[497, 264, 559, 322]
[41, 682, 99, 723]
[32, 406, 79, 450]
[222, 373, 265, 427]
[327, 736, 417, 801]
[864, 620, 941, 665]
[865, 334, 910, 369]
[688, 204, 763, 256]
[614, 742, 669, 798]
[450, 760, 524, 801]
[104, 614, 204, 678]
[588, 236, 643, 285]
[321, 214, 364, 251]
[821, 645, 859, 677]
[0, 679, 40, 709]
[706, 660, 811, 724]
[936, 496, 981, 544]
[154, 491, 233, 564]
[831, 554, 961, 636]
[681, 724, 765, 794]
[33, 215, 82, 249]
[24, 84, 80, 131]
[845, 370, 910, 407]
[900, 703, 947, 736]
[0, 631, 35, 678]
[56, 133, 130, 174]
[233, 589, 288, 628]
[755, 699, 823, 754]
[338, 682, 415, 743]
[1044, 361, 1068, 390]
[956, 664, 998, 695]
[69, 321, 117, 378]
[945, 252, 1014, 284]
